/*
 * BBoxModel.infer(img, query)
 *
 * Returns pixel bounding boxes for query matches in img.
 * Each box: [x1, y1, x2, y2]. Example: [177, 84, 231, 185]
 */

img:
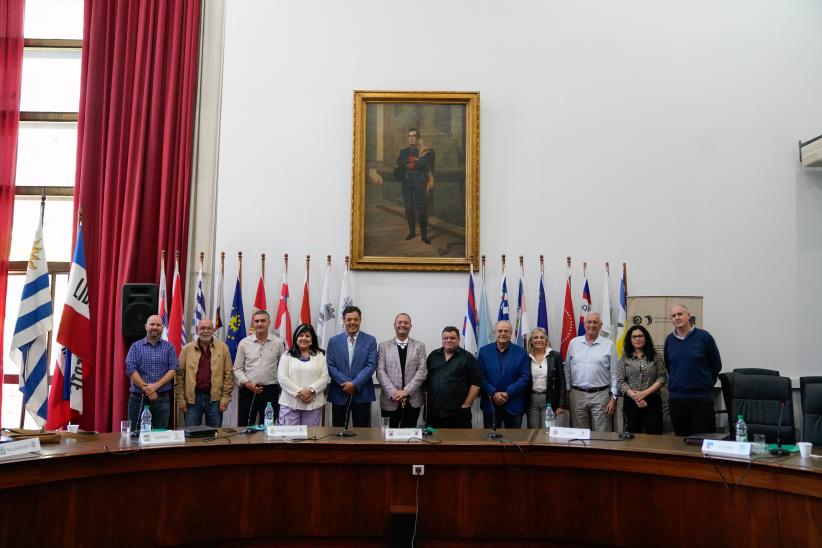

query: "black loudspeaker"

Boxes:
[122, 283, 158, 340]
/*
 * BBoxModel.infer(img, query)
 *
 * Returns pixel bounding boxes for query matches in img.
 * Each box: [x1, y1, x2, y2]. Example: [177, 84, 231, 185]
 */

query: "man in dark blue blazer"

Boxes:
[477, 320, 531, 429]
[326, 305, 378, 427]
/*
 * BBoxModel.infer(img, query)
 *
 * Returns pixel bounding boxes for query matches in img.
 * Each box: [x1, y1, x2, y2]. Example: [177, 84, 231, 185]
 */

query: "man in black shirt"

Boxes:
[424, 326, 483, 428]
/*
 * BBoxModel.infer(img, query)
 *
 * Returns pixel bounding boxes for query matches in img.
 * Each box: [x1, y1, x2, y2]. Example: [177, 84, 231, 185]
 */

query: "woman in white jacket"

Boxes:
[277, 323, 331, 426]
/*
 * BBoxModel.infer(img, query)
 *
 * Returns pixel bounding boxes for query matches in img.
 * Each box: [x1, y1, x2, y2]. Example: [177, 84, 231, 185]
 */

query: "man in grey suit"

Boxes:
[376, 313, 428, 428]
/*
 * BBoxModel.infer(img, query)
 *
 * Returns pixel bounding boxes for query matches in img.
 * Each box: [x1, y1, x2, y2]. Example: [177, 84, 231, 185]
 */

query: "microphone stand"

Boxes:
[619, 397, 634, 440]
[770, 400, 789, 456]
[243, 388, 258, 434]
[487, 395, 503, 440]
[337, 394, 357, 437]
[130, 393, 145, 438]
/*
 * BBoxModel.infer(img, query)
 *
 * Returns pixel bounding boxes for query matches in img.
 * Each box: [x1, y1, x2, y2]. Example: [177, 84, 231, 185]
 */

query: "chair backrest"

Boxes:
[733, 368, 780, 376]
[721, 373, 795, 444]
[800, 376, 822, 445]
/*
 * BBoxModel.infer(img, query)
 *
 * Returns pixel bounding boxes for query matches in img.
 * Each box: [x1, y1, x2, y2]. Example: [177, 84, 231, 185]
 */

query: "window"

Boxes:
[2, 0, 83, 428]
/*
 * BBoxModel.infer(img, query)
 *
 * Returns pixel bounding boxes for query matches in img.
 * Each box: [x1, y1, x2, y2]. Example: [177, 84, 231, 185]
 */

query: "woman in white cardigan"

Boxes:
[277, 323, 331, 426]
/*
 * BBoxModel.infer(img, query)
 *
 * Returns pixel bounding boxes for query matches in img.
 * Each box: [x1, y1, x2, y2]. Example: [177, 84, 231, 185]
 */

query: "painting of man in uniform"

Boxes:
[363, 102, 467, 258]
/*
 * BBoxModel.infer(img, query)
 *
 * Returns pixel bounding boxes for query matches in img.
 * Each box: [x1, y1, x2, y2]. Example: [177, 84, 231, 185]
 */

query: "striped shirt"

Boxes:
[125, 337, 179, 393]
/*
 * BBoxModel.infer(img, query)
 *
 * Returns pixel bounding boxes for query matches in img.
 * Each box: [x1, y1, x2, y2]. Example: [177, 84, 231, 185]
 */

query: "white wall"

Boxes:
[214, 0, 822, 379]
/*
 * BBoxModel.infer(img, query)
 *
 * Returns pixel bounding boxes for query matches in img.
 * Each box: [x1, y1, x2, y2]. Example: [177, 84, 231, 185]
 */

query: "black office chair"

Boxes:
[718, 372, 795, 444]
[800, 376, 822, 445]
[733, 368, 779, 376]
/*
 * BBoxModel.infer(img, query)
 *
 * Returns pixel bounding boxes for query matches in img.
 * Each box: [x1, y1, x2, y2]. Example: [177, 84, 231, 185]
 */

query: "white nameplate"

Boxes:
[139, 430, 185, 446]
[548, 427, 591, 440]
[265, 425, 309, 439]
[0, 438, 41, 459]
[702, 439, 751, 459]
[385, 428, 423, 441]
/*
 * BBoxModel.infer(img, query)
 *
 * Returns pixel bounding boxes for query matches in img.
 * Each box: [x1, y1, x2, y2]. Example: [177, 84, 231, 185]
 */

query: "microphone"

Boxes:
[770, 400, 789, 456]
[619, 396, 634, 440]
[338, 393, 357, 437]
[487, 395, 503, 440]
[243, 385, 259, 434]
[130, 393, 145, 438]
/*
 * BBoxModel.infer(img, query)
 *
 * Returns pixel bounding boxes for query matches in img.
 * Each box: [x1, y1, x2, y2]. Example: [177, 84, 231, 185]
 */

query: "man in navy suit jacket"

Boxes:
[477, 320, 531, 429]
[326, 305, 378, 427]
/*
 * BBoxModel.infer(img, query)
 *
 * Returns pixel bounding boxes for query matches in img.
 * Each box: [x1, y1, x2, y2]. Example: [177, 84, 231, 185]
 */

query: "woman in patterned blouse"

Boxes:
[616, 325, 667, 434]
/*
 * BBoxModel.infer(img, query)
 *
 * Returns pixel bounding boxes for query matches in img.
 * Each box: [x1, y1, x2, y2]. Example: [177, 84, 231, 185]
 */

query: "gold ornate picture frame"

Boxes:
[350, 90, 479, 271]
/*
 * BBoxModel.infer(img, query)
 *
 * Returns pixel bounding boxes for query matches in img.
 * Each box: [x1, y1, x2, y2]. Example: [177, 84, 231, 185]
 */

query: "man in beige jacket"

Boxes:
[176, 319, 233, 427]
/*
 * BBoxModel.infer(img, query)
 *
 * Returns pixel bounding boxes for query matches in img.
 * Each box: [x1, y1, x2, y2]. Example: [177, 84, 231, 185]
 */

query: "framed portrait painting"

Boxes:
[350, 90, 479, 271]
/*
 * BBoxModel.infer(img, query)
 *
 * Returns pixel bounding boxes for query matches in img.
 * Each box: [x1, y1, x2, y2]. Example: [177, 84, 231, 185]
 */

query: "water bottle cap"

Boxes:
[144, 405, 149, 410]
[737, 415, 744, 420]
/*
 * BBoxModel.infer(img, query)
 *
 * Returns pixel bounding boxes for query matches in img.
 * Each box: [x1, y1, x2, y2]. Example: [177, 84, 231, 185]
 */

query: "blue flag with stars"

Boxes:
[226, 276, 246, 361]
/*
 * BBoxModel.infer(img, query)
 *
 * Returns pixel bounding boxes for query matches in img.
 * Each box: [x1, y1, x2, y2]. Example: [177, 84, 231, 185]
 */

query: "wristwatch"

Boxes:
[610, 394, 618, 401]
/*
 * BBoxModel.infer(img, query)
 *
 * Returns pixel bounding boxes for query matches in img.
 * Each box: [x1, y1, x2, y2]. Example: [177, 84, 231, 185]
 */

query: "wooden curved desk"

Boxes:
[0, 429, 819, 546]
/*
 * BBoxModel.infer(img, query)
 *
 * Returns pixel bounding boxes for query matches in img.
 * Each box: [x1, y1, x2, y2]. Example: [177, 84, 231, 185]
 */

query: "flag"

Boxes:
[47, 222, 92, 429]
[560, 271, 575, 361]
[600, 267, 614, 339]
[213, 261, 225, 338]
[225, 275, 245, 361]
[337, 263, 353, 334]
[515, 274, 530, 347]
[616, 267, 628, 358]
[497, 272, 509, 321]
[274, 272, 293, 347]
[158, 254, 169, 340]
[253, 272, 267, 314]
[10, 204, 52, 426]
[577, 275, 591, 336]
[316, 262, 334, 349]
[461, 268, 478, 355]
[300, 267, 311, 326]
[191, 261, 207, 338]
[168, 257, 186, 354]
[537, 272, 549, 338]
[477, 265, 492, 347]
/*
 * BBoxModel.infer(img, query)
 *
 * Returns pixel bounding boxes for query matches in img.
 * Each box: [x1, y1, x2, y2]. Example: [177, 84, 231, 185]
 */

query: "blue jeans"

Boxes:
[128, 392, 171, 431]
[185, 391, 222, 427]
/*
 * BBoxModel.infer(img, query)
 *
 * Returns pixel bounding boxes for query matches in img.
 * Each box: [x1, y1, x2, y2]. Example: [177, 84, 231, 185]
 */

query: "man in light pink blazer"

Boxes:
[376, 313, 428, 428]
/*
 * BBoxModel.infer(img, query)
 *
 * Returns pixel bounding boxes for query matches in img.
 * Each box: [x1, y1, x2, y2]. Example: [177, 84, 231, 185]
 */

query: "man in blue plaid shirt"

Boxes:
[125, 314, 179, 431]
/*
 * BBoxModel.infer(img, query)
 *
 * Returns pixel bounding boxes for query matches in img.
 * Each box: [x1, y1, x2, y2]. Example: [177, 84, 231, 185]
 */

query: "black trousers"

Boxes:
[238, 384, 281, 426]
[402, 179, 428, 236]
[623, 392, 663, 434]
[381, 405, 421, 428]
[428, 408, 473, 429]
[669, 397, 715, 437]
[331, 401, 372, 427]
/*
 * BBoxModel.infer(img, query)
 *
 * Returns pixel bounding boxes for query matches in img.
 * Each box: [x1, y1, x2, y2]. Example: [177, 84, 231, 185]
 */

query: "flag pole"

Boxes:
[606, 261, 610, 277]
[261, 253, 265, 282]
[326, 254, 331, 267]
[623, 262, 628, 294]
[583, 261, 587, 278]
[567, 256, 571, 274]
[519, 255, 524, 276]
[481, 254, 486, 279]
[238, 252, 243, 291]
[501, 254, 506, 273]
[539, 254, 544, 274]
[345, 255, 349, 272]
[284, 253, 288, 276]
[305, 254, 310, 282]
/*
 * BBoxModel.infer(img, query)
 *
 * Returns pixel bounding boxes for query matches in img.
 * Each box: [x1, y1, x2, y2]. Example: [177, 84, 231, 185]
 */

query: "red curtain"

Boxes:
[0, 0, 26, 423]
[74, 0, 200, 431]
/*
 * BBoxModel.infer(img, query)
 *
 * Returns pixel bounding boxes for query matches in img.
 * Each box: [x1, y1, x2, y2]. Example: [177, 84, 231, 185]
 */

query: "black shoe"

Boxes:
[405, 232, 415, 240]
[421, 236, 431, 244]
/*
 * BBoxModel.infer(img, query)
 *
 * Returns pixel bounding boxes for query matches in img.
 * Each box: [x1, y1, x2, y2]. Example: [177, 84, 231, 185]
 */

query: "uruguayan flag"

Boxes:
[10, 205, 53, 426]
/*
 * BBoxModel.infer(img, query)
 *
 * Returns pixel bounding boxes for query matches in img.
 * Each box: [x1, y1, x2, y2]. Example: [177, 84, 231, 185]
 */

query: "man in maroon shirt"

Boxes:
[175, 319, 234, 427]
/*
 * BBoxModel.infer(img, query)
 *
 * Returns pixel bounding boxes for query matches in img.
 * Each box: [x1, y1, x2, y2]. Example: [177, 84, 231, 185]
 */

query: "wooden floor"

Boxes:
[363, 200, 465, 258]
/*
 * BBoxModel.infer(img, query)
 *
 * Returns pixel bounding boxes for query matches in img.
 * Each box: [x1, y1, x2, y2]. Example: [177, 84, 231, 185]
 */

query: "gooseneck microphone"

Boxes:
[770, 400, 789, 456]
[338, 394, 357, 437]
[619, 397, 635, 440]
[243, 386, 258, 434]
[487, 395, 503, 440]
[130, 393, 146, 438]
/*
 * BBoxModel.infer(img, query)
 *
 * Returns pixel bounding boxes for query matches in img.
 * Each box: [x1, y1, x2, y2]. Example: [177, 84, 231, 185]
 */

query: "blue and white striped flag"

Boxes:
[10, 202, 53, 426]
[191, 262, 207, 338]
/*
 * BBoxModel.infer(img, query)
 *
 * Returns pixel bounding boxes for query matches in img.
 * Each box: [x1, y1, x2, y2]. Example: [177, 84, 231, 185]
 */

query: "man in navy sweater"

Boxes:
[663, 305, 722, 436]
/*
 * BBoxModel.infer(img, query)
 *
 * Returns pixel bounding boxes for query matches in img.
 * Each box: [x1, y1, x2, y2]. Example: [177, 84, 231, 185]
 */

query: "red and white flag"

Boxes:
[47, 222, 92, 429]
[274, 272, 293, 347]
[168, 255, 185, 354]
[560, 266, 575, 361]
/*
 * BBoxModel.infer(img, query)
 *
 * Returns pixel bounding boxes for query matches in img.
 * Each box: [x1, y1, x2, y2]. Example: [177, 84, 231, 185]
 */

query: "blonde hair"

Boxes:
[528, 327, 551, 353]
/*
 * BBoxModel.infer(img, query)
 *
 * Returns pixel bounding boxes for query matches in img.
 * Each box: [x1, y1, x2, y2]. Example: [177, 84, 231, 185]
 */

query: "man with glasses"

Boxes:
[176, 319, 233, 427]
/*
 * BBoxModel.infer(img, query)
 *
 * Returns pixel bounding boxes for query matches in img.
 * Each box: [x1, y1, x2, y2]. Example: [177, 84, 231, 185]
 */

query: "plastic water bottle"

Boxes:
[544, 403, 556, 434]
[264, 402, 274, 427]
[735, 415, 748, 443]
[140, 405, 152, 434]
